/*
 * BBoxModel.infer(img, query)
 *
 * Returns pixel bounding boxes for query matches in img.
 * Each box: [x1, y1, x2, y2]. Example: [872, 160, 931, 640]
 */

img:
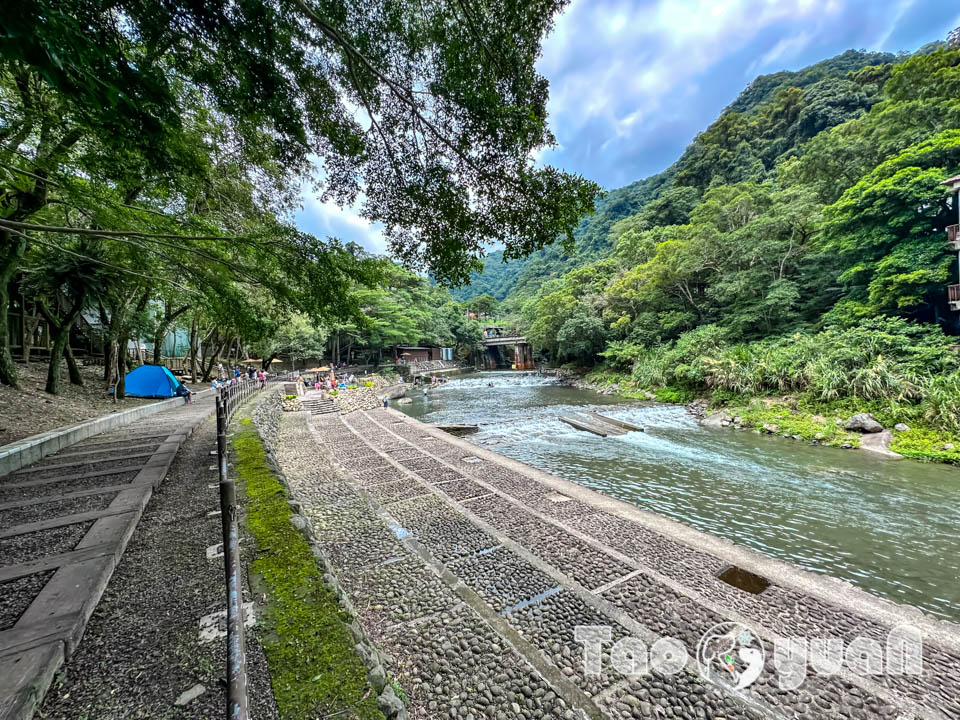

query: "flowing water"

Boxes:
[398, 371, 960, 623]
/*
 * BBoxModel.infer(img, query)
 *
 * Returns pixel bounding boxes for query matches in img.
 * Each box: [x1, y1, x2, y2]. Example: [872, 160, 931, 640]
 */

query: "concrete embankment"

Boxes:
[267, 406, 960, 720]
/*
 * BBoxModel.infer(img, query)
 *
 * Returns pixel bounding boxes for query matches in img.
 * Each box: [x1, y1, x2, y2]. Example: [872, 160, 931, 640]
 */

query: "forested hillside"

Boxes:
[453, 48, 900, 302]
[470, 38, 960, 461]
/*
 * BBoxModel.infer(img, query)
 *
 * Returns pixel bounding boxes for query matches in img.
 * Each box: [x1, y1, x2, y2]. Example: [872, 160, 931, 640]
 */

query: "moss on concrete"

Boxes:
[231, 416, 385, 720]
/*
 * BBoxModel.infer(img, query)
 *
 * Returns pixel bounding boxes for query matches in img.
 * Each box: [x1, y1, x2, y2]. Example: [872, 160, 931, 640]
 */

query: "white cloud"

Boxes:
[296, 193, 388, 254]
[538, 0, 848, 185]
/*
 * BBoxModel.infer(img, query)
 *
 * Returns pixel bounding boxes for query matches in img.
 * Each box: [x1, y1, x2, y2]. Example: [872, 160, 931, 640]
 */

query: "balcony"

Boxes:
[949, 224, 960, 251]
[950, 284, 960, 312]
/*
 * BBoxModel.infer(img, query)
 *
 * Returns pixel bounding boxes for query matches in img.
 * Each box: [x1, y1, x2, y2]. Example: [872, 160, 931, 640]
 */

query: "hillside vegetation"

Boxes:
[461, 40, 960, 462]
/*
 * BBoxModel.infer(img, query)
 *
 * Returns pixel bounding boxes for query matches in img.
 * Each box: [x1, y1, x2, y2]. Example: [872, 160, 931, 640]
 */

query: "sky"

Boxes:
[296, 0, 960, 254]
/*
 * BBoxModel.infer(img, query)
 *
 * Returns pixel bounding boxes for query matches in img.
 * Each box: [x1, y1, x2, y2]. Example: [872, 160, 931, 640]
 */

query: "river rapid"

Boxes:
[397, 370, 960, 623]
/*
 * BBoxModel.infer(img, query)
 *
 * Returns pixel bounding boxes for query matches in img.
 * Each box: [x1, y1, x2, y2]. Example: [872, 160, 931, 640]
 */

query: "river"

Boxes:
[397, 370, 960, 623]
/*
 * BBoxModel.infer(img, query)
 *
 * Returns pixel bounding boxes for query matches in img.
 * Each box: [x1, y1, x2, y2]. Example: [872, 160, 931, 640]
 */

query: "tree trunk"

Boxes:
[189, 319, 199, 382]
[201, 336, 227, 382]
[151, 303, 190, 365]
[99, 303, 111, 382]
[65, 344, 83, 386]
[44, 291, 86, 395]
[19, 284, 29, 364]
[0, 230, 28, 388]
[115, 337, 128, 399]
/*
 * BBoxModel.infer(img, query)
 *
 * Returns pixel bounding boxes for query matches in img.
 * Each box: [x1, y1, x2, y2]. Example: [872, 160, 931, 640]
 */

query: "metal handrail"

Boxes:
[214, 375, 265, 720]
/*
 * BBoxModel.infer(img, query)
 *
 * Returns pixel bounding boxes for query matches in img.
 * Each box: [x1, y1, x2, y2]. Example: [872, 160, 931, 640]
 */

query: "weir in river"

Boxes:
[402, 371, 960, 623]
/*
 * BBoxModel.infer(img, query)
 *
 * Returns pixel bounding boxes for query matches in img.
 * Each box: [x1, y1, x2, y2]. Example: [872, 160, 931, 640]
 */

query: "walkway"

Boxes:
[272, 407, 960, 720]
[0, 396, 216, 720]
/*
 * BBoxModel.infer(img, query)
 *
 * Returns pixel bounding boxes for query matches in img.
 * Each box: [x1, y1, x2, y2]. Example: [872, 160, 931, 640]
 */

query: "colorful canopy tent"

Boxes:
[123, 365, 181, 398]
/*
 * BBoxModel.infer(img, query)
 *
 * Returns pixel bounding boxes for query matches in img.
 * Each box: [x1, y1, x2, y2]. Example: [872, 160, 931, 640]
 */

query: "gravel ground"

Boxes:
[38, 417, 279, 720]
[12, 457, 149, 481]
[0, 570, 55, 630]
[0, 521, 94, 566]
[0, 470, 139, 503]
[0, 491, 119, 530]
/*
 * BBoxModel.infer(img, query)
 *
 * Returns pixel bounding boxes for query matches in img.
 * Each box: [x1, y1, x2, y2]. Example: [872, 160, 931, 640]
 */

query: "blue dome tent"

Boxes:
[122, 365, 182, 398]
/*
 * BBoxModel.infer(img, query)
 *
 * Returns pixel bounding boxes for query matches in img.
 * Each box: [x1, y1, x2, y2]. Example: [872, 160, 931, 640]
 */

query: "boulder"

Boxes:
[844, 413, 883, 433]
[944, 443, 956, 451]
[893, 423, 910, 432]
[701, 412, 732, 428]
[761, 423, 778, 434]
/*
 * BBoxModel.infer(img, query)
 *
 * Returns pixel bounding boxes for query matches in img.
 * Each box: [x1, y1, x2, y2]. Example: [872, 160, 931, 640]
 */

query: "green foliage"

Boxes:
[891, 425, 960, 465]
[475, 40, 960, 456]
[3, 0, 600, 285]
[556, 308, 607, 364]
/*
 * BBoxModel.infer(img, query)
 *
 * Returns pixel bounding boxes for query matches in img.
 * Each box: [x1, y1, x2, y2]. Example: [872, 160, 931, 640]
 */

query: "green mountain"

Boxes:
[451, 48, 900, 302]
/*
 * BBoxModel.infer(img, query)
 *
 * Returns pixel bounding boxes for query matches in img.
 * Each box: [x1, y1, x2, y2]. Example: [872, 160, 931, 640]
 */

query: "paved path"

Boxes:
[0, 397, 215, 720]
[272, 407, 960, 720]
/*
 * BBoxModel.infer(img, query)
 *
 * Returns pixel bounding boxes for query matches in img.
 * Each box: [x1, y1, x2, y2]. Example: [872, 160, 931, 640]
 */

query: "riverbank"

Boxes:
[573, 369, 960, 465]
[267, 402, 960, 720]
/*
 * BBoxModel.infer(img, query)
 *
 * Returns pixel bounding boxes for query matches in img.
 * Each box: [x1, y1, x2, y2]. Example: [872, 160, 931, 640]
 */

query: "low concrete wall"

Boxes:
[409, 366, 472, 379]
[0, 388, 214, 478]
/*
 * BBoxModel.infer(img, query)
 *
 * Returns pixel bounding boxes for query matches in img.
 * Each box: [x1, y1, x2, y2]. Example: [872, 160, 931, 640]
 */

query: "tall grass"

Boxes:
[605, 318, 960, 432]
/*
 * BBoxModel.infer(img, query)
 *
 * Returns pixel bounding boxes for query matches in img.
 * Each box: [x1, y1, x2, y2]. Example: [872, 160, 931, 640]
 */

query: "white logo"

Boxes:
[696, 622, 766, 689]
[574, 622, 923, 691]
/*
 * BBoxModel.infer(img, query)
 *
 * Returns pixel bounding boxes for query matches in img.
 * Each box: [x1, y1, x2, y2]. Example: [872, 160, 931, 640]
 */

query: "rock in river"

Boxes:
[844, 412, 883, 433]
[700, 411, 731, 428]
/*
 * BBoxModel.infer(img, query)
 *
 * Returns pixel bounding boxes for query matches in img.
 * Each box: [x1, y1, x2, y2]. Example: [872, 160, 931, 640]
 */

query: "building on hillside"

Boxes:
[944, 174, 960, 312]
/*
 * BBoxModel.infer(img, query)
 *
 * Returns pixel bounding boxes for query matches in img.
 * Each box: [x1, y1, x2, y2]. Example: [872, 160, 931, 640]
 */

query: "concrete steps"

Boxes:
[301, 397, 339, 415]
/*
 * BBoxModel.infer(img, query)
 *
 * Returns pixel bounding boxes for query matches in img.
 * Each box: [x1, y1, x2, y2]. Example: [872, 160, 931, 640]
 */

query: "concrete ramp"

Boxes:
[559, 412, 644, 437]
[588, 412, 644, 432]
[558, 414, 626, 437]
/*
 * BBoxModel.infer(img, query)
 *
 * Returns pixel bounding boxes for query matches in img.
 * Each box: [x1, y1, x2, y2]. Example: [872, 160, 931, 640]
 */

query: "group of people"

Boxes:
[212, 367, 268, 390]
[297, 370, 365, 391]
[414, 374, 449, 386]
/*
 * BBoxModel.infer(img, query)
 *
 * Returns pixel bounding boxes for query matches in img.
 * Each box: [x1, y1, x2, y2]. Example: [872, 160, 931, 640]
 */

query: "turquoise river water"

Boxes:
[398, 370, 960, 623]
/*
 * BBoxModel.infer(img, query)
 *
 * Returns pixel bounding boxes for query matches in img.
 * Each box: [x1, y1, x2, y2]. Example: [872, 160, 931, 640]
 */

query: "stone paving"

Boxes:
[271, 406, 960, 720]
[0, 396, 216, 720]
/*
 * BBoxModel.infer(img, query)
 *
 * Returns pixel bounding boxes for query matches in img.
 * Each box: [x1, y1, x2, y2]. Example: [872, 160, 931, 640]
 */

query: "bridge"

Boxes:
[481, 330, 534, 369]
[481, 334, 528, 347]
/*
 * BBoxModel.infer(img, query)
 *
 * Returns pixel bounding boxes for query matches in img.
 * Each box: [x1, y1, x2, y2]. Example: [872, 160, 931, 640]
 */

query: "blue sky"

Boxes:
[297, 0, 960, 253]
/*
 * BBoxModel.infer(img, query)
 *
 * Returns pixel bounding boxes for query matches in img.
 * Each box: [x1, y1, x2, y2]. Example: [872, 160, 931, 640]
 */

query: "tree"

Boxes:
[556, 307, 607, 365]
[471, 294, 499, 319]
[251, 314, 328, 371]
[25, 239, 108, 393]
[820, 130, 960, 321]
[3, 0, 599, 284]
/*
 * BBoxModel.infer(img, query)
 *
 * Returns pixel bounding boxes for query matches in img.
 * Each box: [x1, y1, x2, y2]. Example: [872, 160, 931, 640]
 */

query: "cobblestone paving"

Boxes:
[270, 407, 960, 720]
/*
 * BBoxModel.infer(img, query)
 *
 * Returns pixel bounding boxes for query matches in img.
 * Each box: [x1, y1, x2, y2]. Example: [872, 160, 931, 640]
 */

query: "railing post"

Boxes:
[216, 395, 248, 720]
